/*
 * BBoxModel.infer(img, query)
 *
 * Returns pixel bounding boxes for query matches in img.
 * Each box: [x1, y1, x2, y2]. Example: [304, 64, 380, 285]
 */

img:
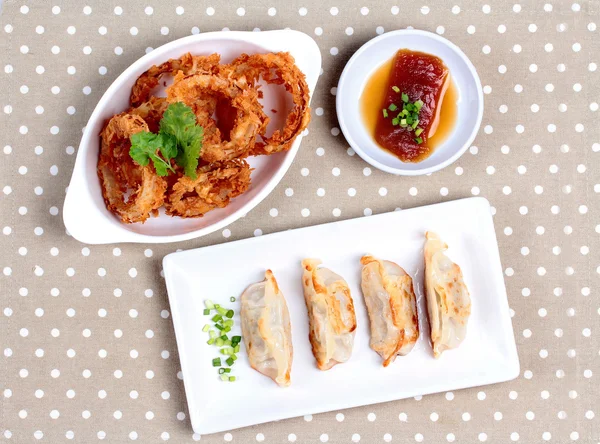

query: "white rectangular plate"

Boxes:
[163, 197, 519, 434]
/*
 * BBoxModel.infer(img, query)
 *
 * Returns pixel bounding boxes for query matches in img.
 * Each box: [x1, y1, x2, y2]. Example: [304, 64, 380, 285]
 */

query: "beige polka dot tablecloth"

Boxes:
[1, 1, 599, 443]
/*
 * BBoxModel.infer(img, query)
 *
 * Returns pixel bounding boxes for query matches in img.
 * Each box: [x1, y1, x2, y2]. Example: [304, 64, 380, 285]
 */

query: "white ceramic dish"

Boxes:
[163, 197, 519, 435]
[63, 30, 321, 244]
[336, 29, 483, 175]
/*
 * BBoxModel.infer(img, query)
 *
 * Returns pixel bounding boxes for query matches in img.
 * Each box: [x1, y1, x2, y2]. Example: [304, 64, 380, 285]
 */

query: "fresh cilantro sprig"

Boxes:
[129, 102, 204, 179]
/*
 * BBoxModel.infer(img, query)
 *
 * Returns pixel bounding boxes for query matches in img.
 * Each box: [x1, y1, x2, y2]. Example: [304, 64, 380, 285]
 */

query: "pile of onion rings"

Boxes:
[97, 52, 310, 223]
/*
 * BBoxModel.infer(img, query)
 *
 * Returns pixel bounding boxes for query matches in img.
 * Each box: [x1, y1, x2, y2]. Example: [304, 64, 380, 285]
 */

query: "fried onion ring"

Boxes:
[222, 52, 311, 155]
[165, 159, 252, 218]
[130, 53, 221, 107]
[97, 113, 167, 223]
[166, 73, 267, 162]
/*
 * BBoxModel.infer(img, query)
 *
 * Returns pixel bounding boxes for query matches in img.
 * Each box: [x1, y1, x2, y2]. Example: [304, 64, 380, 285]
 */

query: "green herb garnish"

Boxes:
[381, 90, 426, 144]
[203, 299, 241, 382]
[129, 102, 204, 179]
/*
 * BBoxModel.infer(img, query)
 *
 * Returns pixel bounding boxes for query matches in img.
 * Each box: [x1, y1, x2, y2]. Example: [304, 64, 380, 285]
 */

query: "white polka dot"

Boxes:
[301, 208, 310, 217]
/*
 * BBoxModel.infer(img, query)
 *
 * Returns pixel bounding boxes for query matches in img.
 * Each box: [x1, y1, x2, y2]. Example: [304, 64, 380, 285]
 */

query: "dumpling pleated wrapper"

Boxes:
[360, 255, 419, 367]
[424, 231, 471, 358]
[240, 270, 293, 387]
[301, 259, 357, 370]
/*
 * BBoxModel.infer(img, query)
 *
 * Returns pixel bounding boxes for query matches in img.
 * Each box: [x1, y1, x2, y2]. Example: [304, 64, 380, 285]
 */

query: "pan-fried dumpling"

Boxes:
[240, 270, 293, 387]
[301, 259, 356, 370]
[360, 255, 419, 366]
[424, 231, 471, 358]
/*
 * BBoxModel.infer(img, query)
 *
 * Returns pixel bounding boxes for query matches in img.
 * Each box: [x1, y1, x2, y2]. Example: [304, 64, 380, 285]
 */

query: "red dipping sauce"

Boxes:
[361, 50, 457, 163]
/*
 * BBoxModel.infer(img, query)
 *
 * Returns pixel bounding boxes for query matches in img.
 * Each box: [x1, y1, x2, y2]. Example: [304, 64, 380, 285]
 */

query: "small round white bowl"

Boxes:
[336, 29, 483, 176]
[63, 30, 321, 244]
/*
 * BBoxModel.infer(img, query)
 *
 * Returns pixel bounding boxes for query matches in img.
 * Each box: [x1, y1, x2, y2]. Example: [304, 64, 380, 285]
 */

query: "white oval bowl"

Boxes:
[336, 29, 483, 176]
[63, 30, 321, 244]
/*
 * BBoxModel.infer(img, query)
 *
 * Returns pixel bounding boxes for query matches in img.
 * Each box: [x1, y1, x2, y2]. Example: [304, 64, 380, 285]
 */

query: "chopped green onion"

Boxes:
[225, 310, 234, 319]
[211, 314, 222, 323]
[230, 297, 236, 302]
[415, 128, 424, 137]
[220, 374, 229, 381]
[229, 376, 236, 382]
[216, 338, 224, 347]
[415, 100, 423, 110]
[214, 323, 224, 331]
[401, 93, 409, 103]
[223, 320, 234, 328]
[207, 338, 214, 345]
[382, 109, 388, 118]
[400, 119, 407, 125]
[226, 357, 234, 366]
[203, 309, 210, 315]
[220, 348, 228, 355]
[415, 137, 423, 144]
[209, 330, 217, 339]
[411, 120, 419, 129]
[388, 103, 398, 111]
[214, 304, 221, 309]
[218, 368, 225, 374]
[202, 324, 210, 332]
[212, 358, 221, 367]
[204, 300, 215, 309]
[224, 340, 232, 346]
[231, 354, 238, 362]
[223, 326, 231, 333]
[391, 118, 399, 126]
[231, 335, 241, 344]
[392, 86, 400, 93]
[234, 344, 240, 353]
[400, 109, 408, 117]
[216, 307, 228, 316]
[223, 368, 231, 373]
[219, 334, 228, 341]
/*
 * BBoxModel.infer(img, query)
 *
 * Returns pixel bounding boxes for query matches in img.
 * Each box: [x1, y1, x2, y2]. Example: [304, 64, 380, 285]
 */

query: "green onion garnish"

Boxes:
[231, 335, 241, 344]
[212, 358, 221, 367]
[218, 368, 225, 374]
[214, 304, 221, 309]
[203, 309, 210, 315]
[234, 344, 240, 353]
[388, 103, 397, 111]
[411, 120, 419, 129]
[207, 338, 214, 345]
[205, 300, 215, 309]
[225, 310, 234, 319]
[415, 137, 423, 144]
[216, 307, 228, 316]
[220, 334, 228, 341]
[229, 376, 236, 382]
[226, 357, 234, 366]
[223, 326, 231, 333]
[392, 118, 399, 126]
[209, 330, 217, 339]
[382, 109, 388, 118]
[220, 374, 229, 381]
[231, 354, 238, 361]
[216, 338, 224, 347]
[214, 324, 224, 331]
[223, 368, 231, 373]
[202, 324, 210, 332]
[230, 297, 236, 302]
[392, 86, 400, 93]
[203, 300, 240, 381]
[401, 93, 409, 103]
[415, 128, 424, 137]
[415, 100, 423, 110]
[211, 314, 222, 323]
[223, 320, 234, 328]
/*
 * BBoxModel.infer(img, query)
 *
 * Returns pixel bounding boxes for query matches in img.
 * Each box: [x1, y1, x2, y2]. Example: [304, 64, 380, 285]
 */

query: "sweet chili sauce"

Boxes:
[360, 50, 458, 162]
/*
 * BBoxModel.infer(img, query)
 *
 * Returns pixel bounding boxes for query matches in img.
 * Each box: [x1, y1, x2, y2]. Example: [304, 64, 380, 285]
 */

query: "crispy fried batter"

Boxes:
[222, 52, 311, 155]
[166, 159, 252, 218]
[99, 50, 310, 224]
[166, 73, 268, 162]
[97, 113, 167, 223]
[130, 53, 221, 107]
